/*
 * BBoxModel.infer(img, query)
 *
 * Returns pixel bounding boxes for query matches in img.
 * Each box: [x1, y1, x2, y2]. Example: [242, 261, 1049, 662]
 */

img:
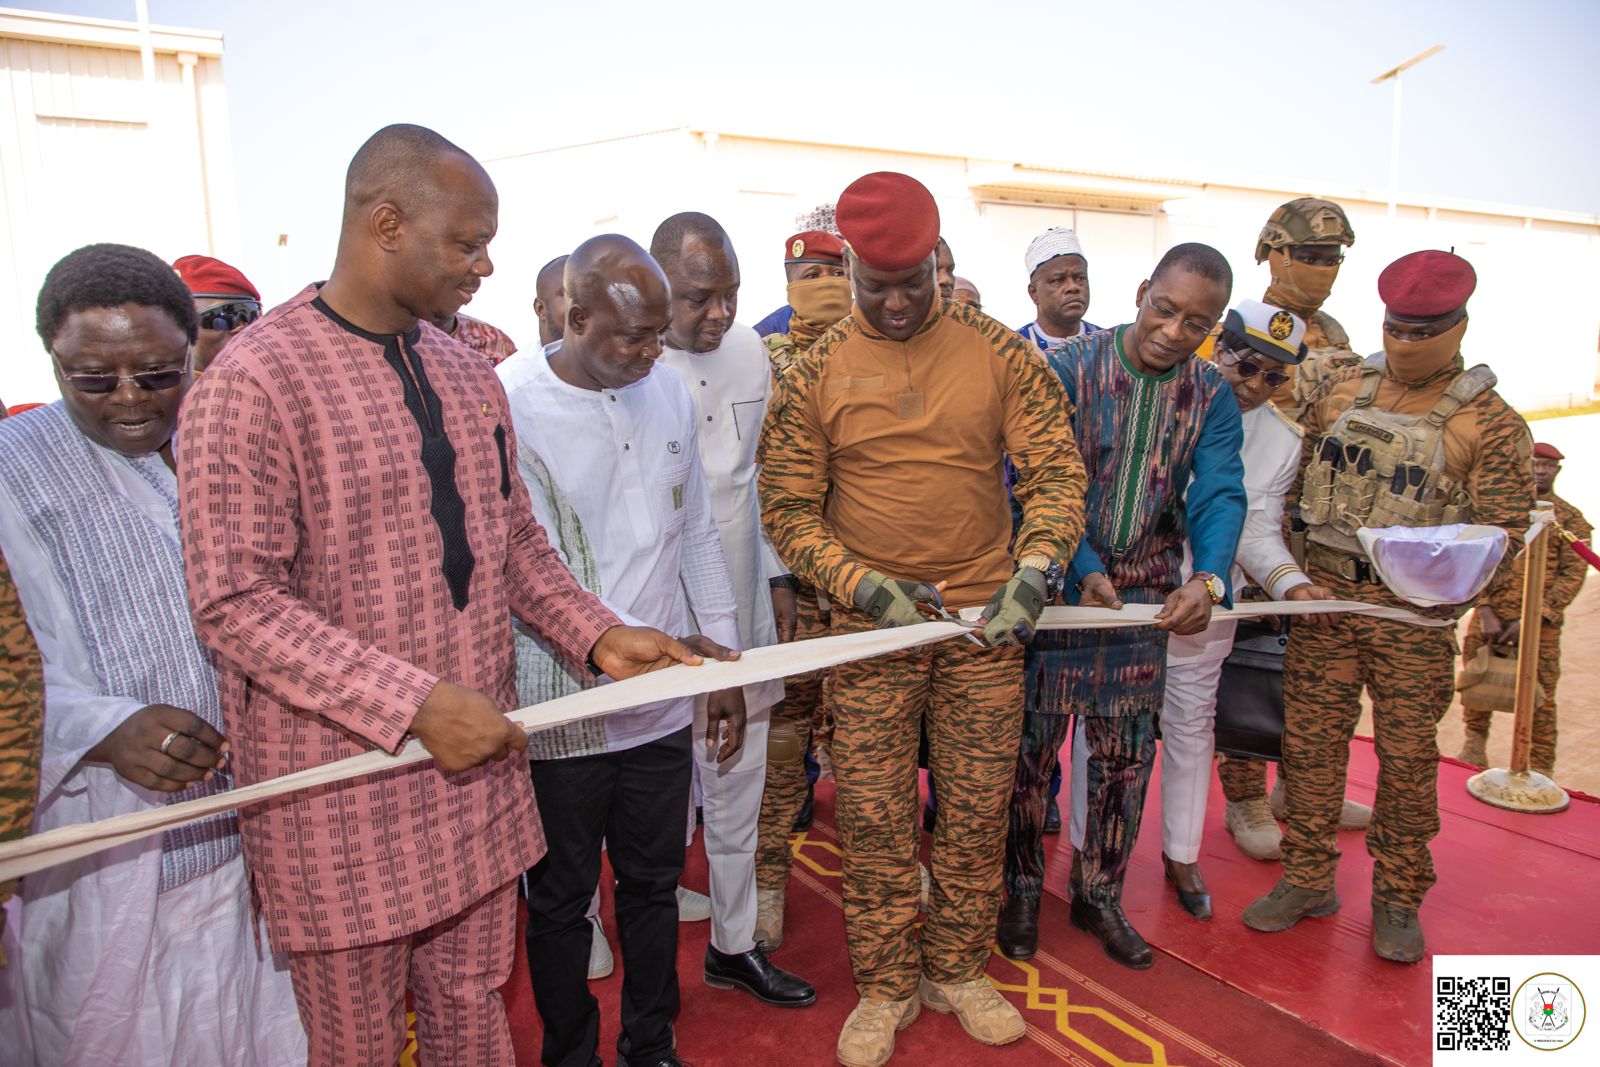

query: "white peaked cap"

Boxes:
[1356, 524, 1508, 608]
[1025, 228, 1086, 275]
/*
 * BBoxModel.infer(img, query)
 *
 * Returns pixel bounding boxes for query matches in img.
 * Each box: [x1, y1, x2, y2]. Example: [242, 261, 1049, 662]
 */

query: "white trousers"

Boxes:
[1068, 621, 1237, 863]
[689, 698, 770, 954]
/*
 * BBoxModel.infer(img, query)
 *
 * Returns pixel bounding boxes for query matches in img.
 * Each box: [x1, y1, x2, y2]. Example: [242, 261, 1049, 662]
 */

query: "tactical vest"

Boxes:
[1300, 363, 1497, 556]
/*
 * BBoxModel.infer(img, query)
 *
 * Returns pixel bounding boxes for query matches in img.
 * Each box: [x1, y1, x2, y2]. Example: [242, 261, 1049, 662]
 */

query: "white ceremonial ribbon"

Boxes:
[0, 597, 1439, 883]
[1527, 503, 1556, 546]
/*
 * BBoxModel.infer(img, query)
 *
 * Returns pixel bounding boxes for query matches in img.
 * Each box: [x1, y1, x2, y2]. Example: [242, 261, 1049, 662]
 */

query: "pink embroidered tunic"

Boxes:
[179, 284, 619, 953]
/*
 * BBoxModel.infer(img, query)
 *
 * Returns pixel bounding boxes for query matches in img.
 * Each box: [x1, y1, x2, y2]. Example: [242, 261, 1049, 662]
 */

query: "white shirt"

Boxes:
[498, 349, 743, 755]
[1169, 401, 1310, 664]
[657, 324, 785, 711]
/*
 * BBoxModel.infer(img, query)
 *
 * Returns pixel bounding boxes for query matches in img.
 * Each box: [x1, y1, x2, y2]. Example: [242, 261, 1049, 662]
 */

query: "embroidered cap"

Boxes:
[1024, 228, 1086, 276]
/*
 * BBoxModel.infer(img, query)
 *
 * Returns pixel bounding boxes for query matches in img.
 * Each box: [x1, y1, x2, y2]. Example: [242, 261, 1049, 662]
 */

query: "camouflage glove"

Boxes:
[853, 570, 937, 629]
[978, 566, 1047, 646]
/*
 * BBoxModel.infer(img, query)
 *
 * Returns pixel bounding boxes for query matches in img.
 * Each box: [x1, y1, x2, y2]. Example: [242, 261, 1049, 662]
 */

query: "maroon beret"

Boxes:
[1377, 250, 1476, 321]
[835, 172, 940, 271]
[1533, 442, 1565, 461]
[173, 254, 260, 302]
[785, 230, 845, 265]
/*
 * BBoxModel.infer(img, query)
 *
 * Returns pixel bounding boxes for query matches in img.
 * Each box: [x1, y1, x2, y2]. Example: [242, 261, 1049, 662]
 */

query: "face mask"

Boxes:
[1264, 249, 1339, 314]
[787, 275, 853, 330]
[1382, 317, 1468, 384]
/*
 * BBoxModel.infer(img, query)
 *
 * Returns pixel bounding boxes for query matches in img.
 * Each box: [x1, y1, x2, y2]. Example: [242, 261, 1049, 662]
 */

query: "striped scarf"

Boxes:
[0, 404, 238, 891]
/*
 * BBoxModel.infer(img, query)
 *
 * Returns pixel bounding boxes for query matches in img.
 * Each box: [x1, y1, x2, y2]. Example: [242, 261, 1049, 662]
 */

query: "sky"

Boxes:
[11, 0, 1600, 328]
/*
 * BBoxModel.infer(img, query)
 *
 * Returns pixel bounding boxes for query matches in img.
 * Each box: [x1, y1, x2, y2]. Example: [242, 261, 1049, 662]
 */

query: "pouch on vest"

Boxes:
[1301, 364, 1497, 556]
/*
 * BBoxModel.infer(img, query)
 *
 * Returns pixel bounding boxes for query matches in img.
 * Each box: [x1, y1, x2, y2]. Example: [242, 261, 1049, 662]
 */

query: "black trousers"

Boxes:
[524, 726, 692, 1067]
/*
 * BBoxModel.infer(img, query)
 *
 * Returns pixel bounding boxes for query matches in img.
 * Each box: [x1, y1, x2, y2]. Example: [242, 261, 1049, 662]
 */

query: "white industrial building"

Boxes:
[1, 6, 1596, 413]
[0, 5, 238, 407]
[476, 124, 1600, 412]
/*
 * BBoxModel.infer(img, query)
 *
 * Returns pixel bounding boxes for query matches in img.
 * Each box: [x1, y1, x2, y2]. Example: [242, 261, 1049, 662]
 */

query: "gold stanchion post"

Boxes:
[1466, 508, 1570, 812]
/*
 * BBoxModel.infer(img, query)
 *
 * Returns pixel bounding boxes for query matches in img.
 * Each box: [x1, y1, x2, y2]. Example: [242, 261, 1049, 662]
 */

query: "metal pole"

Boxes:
[1466, 508, 1569, 812]
[134, 0, 155, 97]
[1508, 521, 1550, 773]
[1387, 74, 1402, 218]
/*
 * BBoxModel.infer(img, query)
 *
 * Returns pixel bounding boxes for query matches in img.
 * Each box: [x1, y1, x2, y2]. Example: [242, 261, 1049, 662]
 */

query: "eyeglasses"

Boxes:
[197, 301, 261, 331]
[1287, 246, 1345, 267]
[1220, 348, 1292, 388]
[52, 352, 187, 394]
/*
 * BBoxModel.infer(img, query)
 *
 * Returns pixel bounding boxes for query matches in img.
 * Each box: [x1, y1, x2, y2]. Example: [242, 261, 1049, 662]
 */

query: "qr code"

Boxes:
[1436, 976, 1511, 1051]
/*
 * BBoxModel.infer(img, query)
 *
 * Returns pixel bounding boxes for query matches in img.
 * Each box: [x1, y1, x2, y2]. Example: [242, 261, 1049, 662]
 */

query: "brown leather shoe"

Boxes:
[995, 896, 1039, 960]
[1162, 854, 1212, 921]
[1069, 896, 1152, 969]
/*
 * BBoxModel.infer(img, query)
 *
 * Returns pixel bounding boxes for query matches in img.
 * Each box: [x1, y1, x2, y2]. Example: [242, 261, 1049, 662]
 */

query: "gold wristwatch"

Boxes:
[1017, 554, 1054, 573]
[1190, 571, 1225, 604]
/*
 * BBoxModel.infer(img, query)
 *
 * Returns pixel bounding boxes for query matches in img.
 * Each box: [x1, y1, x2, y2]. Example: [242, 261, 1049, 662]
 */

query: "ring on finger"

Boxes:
[160, 730, 183, 755]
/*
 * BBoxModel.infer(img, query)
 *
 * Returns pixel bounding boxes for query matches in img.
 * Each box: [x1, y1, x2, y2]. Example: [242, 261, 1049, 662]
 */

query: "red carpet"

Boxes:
[408, 737, 1597, 1066]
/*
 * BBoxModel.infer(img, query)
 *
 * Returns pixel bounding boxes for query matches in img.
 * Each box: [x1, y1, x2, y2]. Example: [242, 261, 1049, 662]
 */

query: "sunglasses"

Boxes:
[1221, 349, 1292, 388]
[197, 301, 262, 331]
[52, 352, 187, 394]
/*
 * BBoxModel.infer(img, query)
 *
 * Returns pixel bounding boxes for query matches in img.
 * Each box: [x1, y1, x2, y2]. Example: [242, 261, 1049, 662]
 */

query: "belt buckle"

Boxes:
[1337, 557, 1368, 583]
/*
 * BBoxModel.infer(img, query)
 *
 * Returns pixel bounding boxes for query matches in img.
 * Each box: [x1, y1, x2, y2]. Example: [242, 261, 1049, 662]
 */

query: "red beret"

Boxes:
[835, 172, 940, 271]
[785, 230, 845, 264]
[1377, 250, 1475, 321]
[173, 254, 260, 302]
[1533, 442, 1565, 461]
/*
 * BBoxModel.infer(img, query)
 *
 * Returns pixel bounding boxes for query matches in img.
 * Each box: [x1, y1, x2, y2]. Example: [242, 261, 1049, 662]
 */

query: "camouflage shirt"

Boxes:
[758, 300, 1086, 609]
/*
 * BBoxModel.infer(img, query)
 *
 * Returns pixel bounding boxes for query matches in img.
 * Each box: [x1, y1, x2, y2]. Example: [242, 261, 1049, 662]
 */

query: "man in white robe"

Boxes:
[651, 213, 816, 1007]
[0, 243, 302, 1066]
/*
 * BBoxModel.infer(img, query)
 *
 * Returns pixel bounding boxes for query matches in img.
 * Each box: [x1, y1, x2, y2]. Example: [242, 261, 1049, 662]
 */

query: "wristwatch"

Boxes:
[769, 574, 801, 591]
[1016, 554, 1054, 573]
[1190, 571, 1225, 604]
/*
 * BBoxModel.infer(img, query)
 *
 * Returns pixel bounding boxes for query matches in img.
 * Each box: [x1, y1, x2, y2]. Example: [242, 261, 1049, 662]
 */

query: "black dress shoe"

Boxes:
[624, 1057, 693, 1067]
[1162, 854, 1212, 921]
[996, 895, 1039, 960]
[1043, 795, 1062, 835]
[1069, 896, 1153, 969]
[704, 944, 817, 1007]
[792, 783, 814, 831]
[921, 800, 937, 834]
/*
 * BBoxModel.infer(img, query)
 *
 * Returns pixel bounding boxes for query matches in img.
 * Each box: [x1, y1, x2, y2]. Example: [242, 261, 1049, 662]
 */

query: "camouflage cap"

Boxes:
[1255, 198, 1356, 262]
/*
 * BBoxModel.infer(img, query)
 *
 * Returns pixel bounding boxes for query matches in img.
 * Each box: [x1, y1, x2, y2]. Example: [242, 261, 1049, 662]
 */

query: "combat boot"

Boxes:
[1372, 899, 1425, 963]
[1269, 776, 1371, 832]
[836, 996, 920, 1067]
[755, 887, 785, 950]
[1224, 797, 1282, 860]
[918, 976, 1025, 1046]
[1242, 879, 1340, 932]
[1456, 730, 1489, 768]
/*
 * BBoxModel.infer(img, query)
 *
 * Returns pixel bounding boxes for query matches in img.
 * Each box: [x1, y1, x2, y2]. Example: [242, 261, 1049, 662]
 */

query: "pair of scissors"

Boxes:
[917, 585, 987, 643]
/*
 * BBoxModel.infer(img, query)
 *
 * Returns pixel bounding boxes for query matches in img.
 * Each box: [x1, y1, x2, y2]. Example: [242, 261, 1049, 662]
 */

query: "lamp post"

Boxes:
[1371, 45, 1445, 218]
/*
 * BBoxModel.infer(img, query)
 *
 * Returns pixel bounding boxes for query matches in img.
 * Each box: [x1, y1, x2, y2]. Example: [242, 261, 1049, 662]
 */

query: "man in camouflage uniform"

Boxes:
[1457, 442, 1591, 776]
[754, 229, 852, 950]
[1244, 250, 1534, 963]
[1218, 197, 1372, 860]
[0, 549, 45, 968]
[760, 171, 1084, 1067]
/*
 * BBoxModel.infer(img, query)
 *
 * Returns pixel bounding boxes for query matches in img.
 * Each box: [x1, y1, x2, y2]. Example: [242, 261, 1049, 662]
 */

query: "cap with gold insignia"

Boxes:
[1255, 197, 1356, 263]
[1222, 298, 1309, 364]
[784, 229, 846, 266]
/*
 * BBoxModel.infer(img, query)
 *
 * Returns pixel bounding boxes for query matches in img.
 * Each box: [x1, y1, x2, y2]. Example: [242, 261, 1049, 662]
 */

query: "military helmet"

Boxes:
[1255, 198, 1356, 262]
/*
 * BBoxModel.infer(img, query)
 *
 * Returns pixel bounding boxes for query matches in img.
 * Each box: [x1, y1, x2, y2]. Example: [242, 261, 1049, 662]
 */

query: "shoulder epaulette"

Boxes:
[1265, 401, 1306, 437]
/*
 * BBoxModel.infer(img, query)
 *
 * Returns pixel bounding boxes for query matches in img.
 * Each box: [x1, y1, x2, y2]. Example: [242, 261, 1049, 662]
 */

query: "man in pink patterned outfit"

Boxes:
[179, 124, 710, 1067]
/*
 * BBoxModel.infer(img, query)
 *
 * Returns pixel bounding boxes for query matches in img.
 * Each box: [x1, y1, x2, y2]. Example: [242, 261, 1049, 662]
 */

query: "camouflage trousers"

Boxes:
[1217, 755, 1271, 802]
[1460, 616, 1563, 773]
[827, 605, 1023, 1000]
[1281, 608, 1455, 910]
[754, 587, 834, 894]
[1006, 710, 1157, 907]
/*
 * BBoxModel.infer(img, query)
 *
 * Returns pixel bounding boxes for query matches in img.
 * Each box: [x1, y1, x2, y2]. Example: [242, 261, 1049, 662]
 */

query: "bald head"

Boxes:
[343, 123, 493, 224]
[323, 123, 499, 334]
[549, 235, 670, 391]
[534, 254, 569, 346]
